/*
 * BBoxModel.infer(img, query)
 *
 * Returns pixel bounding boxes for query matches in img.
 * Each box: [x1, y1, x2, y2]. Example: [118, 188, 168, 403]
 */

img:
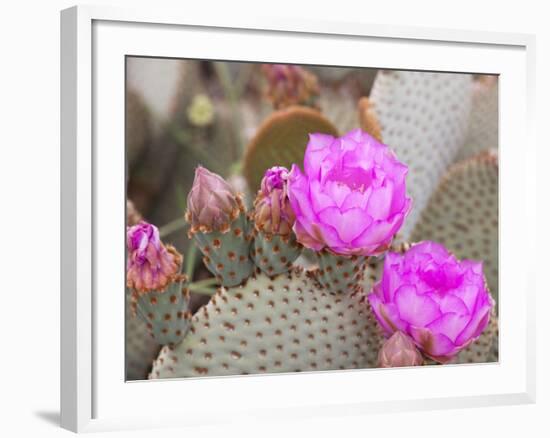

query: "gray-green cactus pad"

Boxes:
[126, 292, 160, 380]
[369, 71, 473, 238]
[251, 231, 302, 277]
[411, 150, 498, 304]
[149, 268, 384, 379]
[192, 214, 254, 287]
[132, 279, 192, 346]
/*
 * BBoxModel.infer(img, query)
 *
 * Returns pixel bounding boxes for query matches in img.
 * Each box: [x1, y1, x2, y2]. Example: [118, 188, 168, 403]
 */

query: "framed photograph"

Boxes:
[61, 5, 536, 433]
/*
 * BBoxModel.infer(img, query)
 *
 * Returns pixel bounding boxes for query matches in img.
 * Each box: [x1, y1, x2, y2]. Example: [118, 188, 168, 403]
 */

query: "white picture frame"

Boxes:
[60, 4, 536, 433]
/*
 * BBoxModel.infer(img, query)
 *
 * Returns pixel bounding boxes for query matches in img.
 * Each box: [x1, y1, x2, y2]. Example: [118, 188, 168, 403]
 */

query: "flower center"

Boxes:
[328, 167, 374, 193]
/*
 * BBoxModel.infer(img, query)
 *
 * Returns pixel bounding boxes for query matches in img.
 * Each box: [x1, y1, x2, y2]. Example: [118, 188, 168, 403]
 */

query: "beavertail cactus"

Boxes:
[369, 71, 472, 237]
[130, 276, 192, 346]
[368, 241, 494, 363]
[186, 166, 254, 287]
[150, 268, 384, 378]
[251, 166, 301, 276]
[126, 63, 501, 381]
[411, 150, 499, 303]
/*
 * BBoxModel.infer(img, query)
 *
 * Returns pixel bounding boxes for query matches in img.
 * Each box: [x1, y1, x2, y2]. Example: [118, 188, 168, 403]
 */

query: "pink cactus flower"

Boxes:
[126, 221, 182, 294]
[368, 241, 494, 363]
[378, 331, 424, 368]
[287, 129, 411, 256]
[254, 166, 295, 236]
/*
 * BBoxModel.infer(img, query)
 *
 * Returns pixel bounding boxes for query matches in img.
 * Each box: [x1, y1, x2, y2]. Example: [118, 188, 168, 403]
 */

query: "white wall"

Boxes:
[0, 0, 547, 436]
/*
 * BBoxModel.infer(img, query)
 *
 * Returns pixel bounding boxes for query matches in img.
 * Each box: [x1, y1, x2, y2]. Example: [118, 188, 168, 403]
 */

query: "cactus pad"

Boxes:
[131, 277, 193, 346]
[456, 77, 498, 161]
[251, 230, 302, 277]
[149, 268, 384, 379]
[243, 106, 339, 192]
[126, 292, 160, 380]
[192, 214, 255, 287]
[315, 251, 367, 294]
[369, 71, 472, 237]
[411, 150, 498, 303]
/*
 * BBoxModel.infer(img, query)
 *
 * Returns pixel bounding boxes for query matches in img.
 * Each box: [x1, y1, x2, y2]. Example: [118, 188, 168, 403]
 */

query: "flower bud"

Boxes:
[253, 166, 295, 236]
[262, 64, 320, 109]
[186, 166, 241, 234]
[378, 331, 424, 368]
[126, 221, 182, 294]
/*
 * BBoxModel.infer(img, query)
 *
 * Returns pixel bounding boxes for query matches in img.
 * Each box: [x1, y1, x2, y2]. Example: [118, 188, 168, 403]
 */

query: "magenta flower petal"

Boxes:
[293, 220, 325, 251]
[366, 183, 394, 220]
[286, 129, 410, 256]
[369, 295, 407, 334]
[318, 207, 371, 243]
[341, 189, 372, 211]
[304, 133, 335, 178]
[395, 286, 441, 327]
[126, 221, 182, 294]
[367, 241, 494, 363]
[455, 304, 492, 345]
[351, 213, 404, 249]
[409, 326, 457, 359]
[309, 179, 337, 211]
[437, 293, 470, 315]
[426, 313, 471, 343]
[253, 166, 295, 236]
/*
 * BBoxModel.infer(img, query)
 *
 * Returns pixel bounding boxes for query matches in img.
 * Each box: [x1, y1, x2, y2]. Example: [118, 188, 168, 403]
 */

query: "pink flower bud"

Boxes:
[378, 331, 424, 368]
[262, 64, 319, 109]
[186, 166, 242, 234]
[253, 167, 296, 236]
[126, 221, 182, 294]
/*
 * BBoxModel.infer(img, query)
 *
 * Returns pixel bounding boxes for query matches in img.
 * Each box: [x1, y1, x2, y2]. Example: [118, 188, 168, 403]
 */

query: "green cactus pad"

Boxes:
[315, 251, 367, 294]
[251, 230, 302, 277]
[149, 268, 384, 379]
[410, 150, 498, 304]
[369, 71, 473, 238]
[131, 278, 192, 346]
[456, 77, 499, 162]
[126, 291, 160, 380]
[192, 214, 254, 287]
[242, 106, 339, 192]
